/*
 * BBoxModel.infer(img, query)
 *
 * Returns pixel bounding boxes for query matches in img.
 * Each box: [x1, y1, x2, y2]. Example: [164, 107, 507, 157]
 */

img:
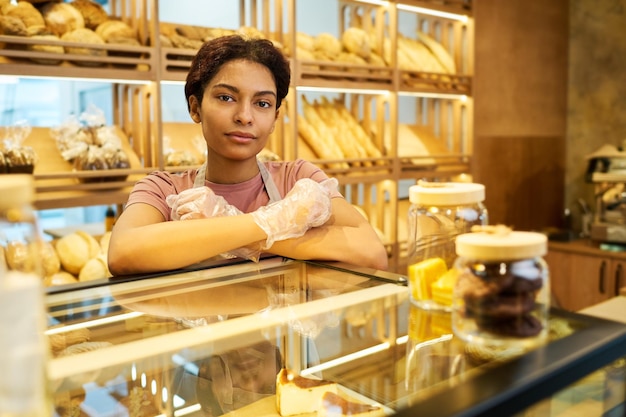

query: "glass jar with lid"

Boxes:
[451, 226, 550, 349]
[0, 174, 53, 417]
[407, 181, 488, 312]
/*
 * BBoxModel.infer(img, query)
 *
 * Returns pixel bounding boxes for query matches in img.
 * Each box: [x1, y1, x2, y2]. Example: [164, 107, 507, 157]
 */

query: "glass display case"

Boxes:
[45, 257, 626, 417]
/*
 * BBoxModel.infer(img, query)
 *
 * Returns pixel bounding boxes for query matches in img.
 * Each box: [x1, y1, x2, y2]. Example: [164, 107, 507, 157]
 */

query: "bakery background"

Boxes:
[0, 0, 624, 271]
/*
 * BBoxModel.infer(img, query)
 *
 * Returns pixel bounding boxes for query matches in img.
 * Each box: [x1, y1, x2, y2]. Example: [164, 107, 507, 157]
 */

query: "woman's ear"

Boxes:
[189, 96, 201, 123]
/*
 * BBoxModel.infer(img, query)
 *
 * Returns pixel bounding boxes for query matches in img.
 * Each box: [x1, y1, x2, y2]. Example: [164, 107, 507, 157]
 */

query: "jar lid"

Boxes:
[409, 182, 485, 206]
[0, 174, 35, 210]
[455, 228, 547, 260]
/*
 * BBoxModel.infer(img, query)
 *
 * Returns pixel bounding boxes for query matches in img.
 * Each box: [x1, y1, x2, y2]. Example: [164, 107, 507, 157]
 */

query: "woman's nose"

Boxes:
[234, 103, 253, 125]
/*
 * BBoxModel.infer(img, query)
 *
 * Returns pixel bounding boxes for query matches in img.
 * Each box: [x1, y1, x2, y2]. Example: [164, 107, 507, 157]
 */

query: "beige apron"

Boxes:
[194, 159, 282, 204]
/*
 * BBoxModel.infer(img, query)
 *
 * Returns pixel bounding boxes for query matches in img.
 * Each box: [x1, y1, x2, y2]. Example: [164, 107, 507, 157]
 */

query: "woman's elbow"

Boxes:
[367, 246, 389, 271]
[107, 243, 138, 276]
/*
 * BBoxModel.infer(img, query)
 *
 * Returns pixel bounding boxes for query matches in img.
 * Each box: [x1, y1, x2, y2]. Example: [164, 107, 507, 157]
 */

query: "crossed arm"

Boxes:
[107, 198, 388, 276]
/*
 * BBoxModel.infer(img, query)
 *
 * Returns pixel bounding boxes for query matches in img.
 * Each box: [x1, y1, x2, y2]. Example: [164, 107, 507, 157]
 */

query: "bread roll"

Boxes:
[5, 1, 45, 29]
[27, 34, 65, 65]
[79, 254, 109, 281]
[99, 231, 111, 255]
[313, 32, 341, 60]
[296, 31, 315, 52]
[61, 27, 106, 65]
[0, 15, 28, 37]
[5, 241, 33, 272]
[40, 2, 85, 36]
[40, 240, 61, 276]
[95, 19, 137, 42]
[44, 271, 78, 287]
[69, 0, 108, 31]
[55, 231, 100, 275]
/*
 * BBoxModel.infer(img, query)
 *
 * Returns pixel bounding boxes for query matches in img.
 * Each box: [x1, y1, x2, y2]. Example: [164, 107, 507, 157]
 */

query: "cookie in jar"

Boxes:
[451, 225, 550, 349]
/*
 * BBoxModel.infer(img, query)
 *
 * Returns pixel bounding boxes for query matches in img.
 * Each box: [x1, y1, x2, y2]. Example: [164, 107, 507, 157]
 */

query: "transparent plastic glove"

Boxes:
[166, 187, 262, 261]
[166, 186, 241, 221]
[251, 178, 337, 249]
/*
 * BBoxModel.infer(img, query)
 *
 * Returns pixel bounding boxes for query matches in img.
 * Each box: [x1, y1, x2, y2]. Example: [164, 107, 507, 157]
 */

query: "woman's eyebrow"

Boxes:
[212, 83, 276, 98]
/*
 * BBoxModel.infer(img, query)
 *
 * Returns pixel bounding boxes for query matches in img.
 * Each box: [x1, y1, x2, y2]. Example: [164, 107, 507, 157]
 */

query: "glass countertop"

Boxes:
[45, 257, 626, 417]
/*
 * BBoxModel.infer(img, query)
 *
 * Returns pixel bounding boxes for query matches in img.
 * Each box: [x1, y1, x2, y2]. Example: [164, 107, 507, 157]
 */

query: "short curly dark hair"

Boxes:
[184, 35, 291, 112]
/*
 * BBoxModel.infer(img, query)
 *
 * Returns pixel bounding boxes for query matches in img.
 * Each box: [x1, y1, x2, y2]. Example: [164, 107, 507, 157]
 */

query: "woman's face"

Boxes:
[189, 59, 279, 163]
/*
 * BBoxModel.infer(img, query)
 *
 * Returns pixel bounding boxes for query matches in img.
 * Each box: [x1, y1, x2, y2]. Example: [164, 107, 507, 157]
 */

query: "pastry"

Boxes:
[276, 368, 338, 416]
[69, 0, 108, 31]
[341, 27, 371, 59]
[0, 151, 7, 173]
[4, 146, 37, 173]
[95, 19, 137, 43]
[48, 327, 91, 354]
[78, 254, 109, 281]
[408, 257, 447, 302]
[0, 15, 28, 37]
[61, 28, 107, 66]
[27, 34, 65, 65]
[5, 1, 45, 29]
[55, 231, 100, 275]
[318, 392, 385, 417]
[44, 271, 78, 287]
[40, 1, 85, 37]
[313, 32, 342, 60]
[39, 240, 61, 276]
[431, 268, 459, 307]
[456, 260, 545, 337]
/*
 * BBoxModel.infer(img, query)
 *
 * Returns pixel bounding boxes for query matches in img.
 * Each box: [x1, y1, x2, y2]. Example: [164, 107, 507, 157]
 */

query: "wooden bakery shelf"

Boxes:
[159, 46, 196, 82]
[294, 60, 394, 91]
[6, 126, 154, 210]
[398, 71, 472, 95]
[399, 154, 471, 179]
[0, 36, 157, 81]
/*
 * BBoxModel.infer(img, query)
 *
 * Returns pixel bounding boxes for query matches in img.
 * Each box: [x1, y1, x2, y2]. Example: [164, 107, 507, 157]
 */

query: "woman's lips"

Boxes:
[227, 131, 256, 143]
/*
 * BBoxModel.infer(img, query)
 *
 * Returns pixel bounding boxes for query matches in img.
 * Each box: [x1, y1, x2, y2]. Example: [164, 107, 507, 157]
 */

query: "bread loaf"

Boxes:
[416, 31, 456, 74]
[341, 27, 371, 59]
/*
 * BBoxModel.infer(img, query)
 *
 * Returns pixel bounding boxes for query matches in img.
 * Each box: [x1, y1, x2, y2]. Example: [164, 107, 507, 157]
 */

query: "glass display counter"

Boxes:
[45, 257, 626, 417]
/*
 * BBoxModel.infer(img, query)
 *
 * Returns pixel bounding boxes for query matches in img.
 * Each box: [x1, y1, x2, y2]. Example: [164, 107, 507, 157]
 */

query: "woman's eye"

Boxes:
[257, 100, 272, 109]
[218, 94, 234, 102]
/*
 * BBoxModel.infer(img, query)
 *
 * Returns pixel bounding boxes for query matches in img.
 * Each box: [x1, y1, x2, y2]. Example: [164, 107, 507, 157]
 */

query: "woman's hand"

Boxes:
[251, 178, 336, 249]
[167, 186, 242, 220]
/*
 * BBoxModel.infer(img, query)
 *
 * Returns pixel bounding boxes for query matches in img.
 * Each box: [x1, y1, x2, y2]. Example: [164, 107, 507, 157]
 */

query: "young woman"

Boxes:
[107, 35, 388, 275]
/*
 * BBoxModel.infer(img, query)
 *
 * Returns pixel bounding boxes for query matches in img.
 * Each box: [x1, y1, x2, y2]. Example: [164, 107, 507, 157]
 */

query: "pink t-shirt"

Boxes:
[126, 159, 343, 221]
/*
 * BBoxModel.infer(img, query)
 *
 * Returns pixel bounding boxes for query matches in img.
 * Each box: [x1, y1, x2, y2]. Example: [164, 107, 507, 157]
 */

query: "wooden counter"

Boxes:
[546, 238, 626, 311]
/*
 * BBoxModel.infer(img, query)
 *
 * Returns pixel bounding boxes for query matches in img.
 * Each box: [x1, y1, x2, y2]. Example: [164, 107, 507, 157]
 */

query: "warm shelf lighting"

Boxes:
[353, 0, 469, 22]
[397, 4, 469, 22]
[45, 311, 145, 335]
[300, 334, 408, 376]
[296, 86, 390, 96]
[8, 74, 151, 85]
[399, 91, 468, 101]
